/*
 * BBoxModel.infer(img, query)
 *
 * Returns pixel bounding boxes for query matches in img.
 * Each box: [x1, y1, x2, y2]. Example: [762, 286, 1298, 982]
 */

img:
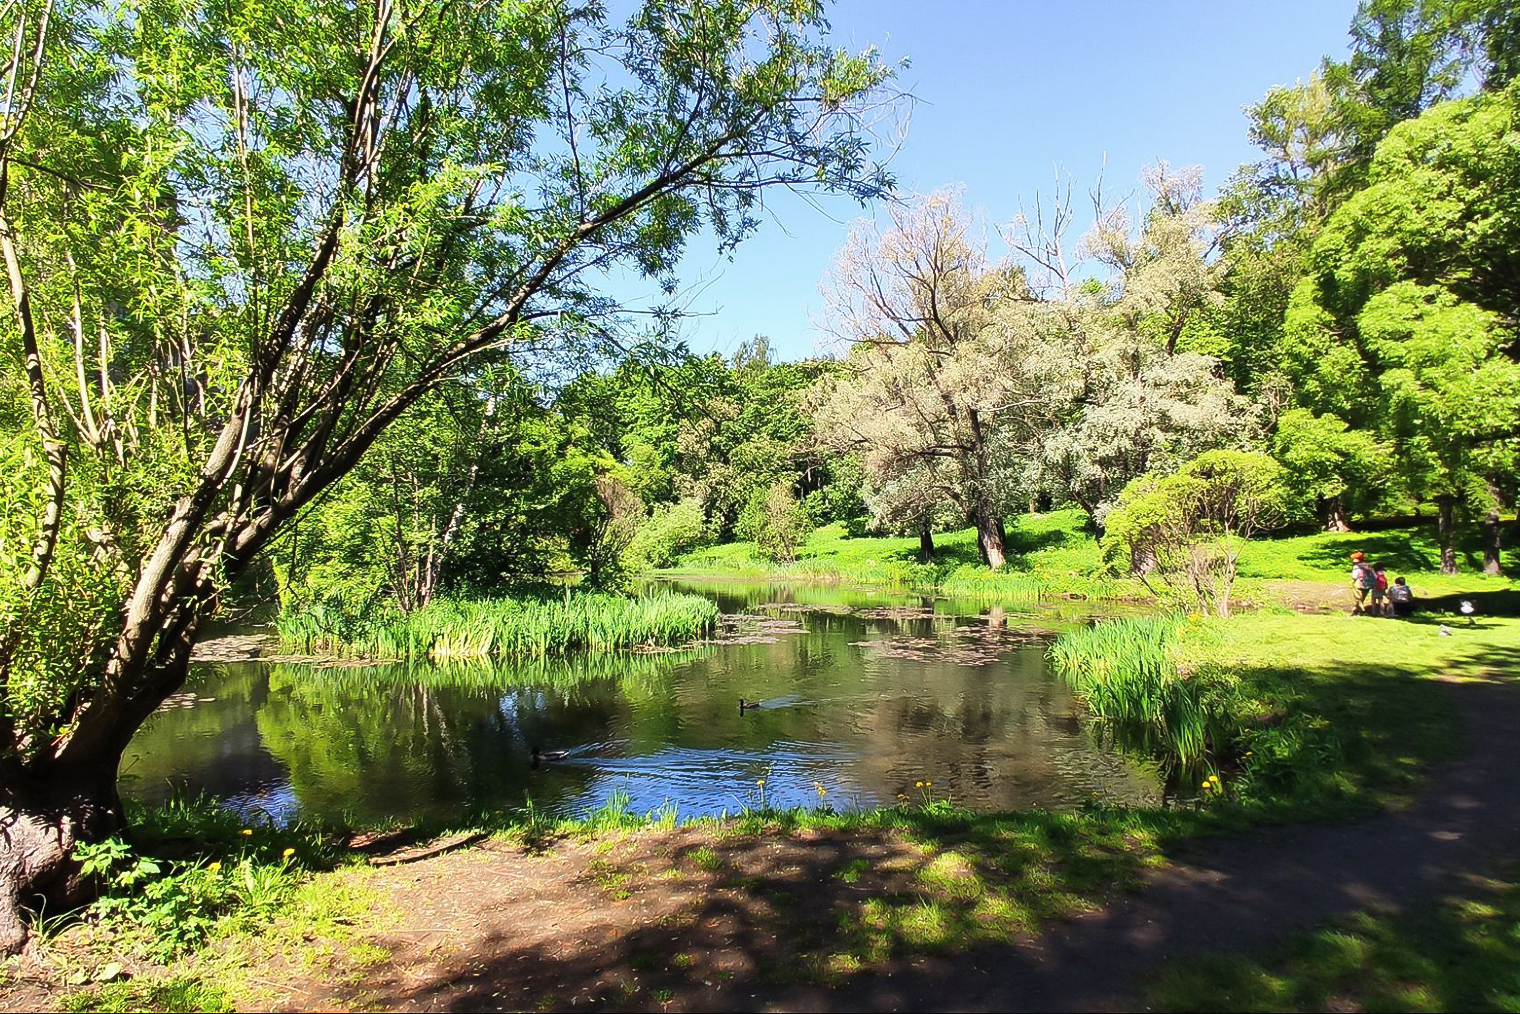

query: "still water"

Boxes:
[121, 580, 1162, 825]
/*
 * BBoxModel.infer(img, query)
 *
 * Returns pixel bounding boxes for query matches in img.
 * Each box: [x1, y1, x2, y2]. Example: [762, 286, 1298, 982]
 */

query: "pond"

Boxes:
[120, 580, 1163, 826]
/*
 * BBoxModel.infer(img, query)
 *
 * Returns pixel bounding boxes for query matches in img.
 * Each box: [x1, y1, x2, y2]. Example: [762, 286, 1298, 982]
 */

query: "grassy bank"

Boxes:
[1049, 607, 1520, 818]
[666, 508, 1519, 609]
[669, 509, 1132, 600]
[276, 590, 719, 659]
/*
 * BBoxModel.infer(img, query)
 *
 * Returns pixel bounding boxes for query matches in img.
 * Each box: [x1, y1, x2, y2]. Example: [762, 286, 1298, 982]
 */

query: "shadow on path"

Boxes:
[314, 657, 1520, 1013]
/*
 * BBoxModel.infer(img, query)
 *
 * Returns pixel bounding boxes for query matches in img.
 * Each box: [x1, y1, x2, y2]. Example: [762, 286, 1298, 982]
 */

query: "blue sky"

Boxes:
[611, 0, 1361, 363]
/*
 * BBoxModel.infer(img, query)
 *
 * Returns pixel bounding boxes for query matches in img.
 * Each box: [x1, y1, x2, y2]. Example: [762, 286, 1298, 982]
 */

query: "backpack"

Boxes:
[1375, 572, 1388, 591]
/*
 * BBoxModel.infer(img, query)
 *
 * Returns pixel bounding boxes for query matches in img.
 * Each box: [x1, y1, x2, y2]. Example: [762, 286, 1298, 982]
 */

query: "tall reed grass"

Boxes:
[278, 591, 719, 659]
[1047, 614, 1234, 770]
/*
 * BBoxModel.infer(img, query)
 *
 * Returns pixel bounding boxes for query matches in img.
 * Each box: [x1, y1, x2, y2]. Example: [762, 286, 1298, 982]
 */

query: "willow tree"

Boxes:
[1009, 166, 1252, 533]
[813, 190, 1031, 567]
[0, 0, 897, 950]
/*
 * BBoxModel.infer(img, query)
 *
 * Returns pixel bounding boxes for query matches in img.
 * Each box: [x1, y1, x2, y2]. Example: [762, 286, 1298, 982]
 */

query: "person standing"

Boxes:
[1349, 552, 1375, 615]
[1372, 565, 1389, 617]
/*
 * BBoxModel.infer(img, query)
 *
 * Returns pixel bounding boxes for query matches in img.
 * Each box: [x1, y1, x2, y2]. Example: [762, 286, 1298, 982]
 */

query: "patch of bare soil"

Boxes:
[284, 827, 930, 1013]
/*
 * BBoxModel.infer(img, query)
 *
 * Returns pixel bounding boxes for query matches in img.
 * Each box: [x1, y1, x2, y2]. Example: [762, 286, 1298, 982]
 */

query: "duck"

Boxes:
[530, 745, 572, 769]
[1439, 625, 1452, 637]
[739, 697, 762, 714]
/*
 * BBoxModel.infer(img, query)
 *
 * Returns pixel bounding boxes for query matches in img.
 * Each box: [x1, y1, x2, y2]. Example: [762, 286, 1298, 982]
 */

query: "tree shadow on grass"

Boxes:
[868, 525, 1075, 573]
[1286, 522, 1520, 577]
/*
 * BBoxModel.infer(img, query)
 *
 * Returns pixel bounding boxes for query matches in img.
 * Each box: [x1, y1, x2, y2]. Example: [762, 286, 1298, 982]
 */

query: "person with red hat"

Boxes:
[1349, 552, 1376, 615]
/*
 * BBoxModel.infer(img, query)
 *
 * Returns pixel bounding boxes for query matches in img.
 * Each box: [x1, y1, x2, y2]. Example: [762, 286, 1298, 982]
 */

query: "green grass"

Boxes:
[669, 509, 1131, 600]
[1049, 614, 1224, 768]
[669, 508, 1519, 609]
[277, 590, 719, 659]
[61, 976, 235, 1013]
[1050, 608, 1520, 817]
[1149, 861, 1520, 1012]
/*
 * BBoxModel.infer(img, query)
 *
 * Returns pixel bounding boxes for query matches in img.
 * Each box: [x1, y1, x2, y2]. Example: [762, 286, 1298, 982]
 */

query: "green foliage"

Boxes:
[61, 976, 234, 1014]
[1049, 615, 1227, 769]
[277, 590, 718, 658]
[1103, 451, 1291, 616]
[1270, 408, 1391, 523]
[627, 496, 712, 570]
[749, 483, 815, 563]
[74, 837, 302, 962]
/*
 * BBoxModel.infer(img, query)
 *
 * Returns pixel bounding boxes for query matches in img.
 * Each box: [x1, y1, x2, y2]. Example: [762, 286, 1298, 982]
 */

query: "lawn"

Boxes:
[668, 508, 1520, 609]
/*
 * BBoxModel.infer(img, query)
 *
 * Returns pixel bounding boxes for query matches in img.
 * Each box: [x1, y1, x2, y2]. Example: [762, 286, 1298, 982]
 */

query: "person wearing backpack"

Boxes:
[1349, 552, 1376, 615]
[1372, 566, 1389, 617]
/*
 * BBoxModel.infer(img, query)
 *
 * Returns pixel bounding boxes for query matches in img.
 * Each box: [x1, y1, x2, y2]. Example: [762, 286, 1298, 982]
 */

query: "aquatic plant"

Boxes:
[277, 591, 719, 659]
[1047, 614, 1231, 769]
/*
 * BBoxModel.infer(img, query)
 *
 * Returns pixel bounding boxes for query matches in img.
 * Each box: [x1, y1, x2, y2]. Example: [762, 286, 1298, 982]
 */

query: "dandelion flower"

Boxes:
[925, 781, 932, 787]
[756, 779, 765, 787]
[915, 781, 924, 788]
[207, 861, 222, 873]
[240, 828, 253, 836]
[282, 848, 295, 858]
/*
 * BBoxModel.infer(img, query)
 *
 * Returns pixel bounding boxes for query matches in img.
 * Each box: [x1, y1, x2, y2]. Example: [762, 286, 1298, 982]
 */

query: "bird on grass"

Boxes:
[1439, 625, 1452, 637]
[1460, 600, 1476, 626]
[530, 745, 572, 769]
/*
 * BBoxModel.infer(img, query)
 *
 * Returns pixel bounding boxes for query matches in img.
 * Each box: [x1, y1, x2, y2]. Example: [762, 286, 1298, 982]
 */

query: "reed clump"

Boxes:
[1048, 614, 1235, 769]
[278, 591, 719, 659]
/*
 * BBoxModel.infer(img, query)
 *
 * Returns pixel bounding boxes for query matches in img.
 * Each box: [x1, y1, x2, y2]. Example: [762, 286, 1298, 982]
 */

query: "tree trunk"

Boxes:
[1483, 480, 1503, 576]
[0, 765, 124, 954]
[1318, 494, 1352, 533]
[973, 508, 1006, 569]
[1437, 494, 1458, 575]
[918, 525, 935, 562]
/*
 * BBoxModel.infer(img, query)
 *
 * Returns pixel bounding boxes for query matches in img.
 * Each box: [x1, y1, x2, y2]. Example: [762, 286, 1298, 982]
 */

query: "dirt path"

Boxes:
[794, 668, 1520, 1013]
[275, 662, 1520, 1014]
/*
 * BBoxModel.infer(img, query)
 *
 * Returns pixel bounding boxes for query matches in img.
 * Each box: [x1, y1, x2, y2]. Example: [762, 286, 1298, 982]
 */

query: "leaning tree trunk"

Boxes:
[918, 525, 935, 562]
[972, 508, 1007, 569]
[1436, 494, 1458, 575]
[0, 763, 125, 954]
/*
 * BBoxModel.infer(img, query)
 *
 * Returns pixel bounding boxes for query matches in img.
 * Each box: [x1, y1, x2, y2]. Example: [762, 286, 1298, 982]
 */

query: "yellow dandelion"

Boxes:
[915, 781, 924, 788]
[756, 779, 765, 787]
[925, 781, 932, 787]
[207, 861, 221, 873]
[282, 848, 295, 858]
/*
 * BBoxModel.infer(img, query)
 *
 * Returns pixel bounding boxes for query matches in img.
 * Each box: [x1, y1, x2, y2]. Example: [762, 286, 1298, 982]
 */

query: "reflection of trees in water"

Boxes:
[254, 658, 700, 824]
[125, 603, 1161, 824]
[121, 662, 285, 805]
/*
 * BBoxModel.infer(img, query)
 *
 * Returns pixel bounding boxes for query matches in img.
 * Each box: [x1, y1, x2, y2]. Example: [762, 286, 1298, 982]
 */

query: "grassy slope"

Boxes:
[668, 508, 1520, 608]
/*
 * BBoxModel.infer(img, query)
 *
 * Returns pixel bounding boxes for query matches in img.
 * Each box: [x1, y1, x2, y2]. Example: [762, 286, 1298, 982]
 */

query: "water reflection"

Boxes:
[122, 581, 1161, 825]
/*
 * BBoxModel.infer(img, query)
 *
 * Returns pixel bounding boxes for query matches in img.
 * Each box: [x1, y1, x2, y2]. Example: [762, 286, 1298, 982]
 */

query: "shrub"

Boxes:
[627, 496, 711, 569]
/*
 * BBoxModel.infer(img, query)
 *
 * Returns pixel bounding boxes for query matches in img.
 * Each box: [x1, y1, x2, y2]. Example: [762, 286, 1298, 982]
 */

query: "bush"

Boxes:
[752, 483, 814, 563]
[626, 496, 711, 569]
